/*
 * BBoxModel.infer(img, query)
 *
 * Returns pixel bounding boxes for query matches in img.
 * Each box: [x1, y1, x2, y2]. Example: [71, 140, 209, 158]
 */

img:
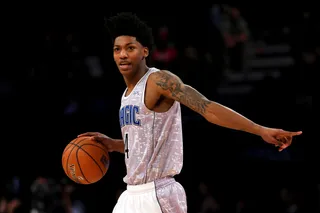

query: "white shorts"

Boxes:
[112, 177, 187, 213]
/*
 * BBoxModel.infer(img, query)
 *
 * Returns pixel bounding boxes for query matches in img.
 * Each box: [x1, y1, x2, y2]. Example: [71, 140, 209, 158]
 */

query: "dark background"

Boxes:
[0, 5, 316, 213]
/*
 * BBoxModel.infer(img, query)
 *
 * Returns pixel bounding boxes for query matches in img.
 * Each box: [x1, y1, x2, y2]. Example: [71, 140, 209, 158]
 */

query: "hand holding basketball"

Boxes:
[78, 132, 119, 152]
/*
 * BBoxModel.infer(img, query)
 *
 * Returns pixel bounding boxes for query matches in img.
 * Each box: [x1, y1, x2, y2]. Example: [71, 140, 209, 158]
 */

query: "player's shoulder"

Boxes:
[148, 69, 177, 82]
[148, 69, 182, 96]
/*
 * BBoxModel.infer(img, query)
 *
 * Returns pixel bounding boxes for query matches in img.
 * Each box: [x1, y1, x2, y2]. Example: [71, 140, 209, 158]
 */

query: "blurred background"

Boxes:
[0, 5, 316, 213]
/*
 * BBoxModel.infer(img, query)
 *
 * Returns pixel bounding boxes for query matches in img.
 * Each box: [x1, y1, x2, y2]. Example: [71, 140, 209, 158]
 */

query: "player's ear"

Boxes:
[143, 47, 149, 58]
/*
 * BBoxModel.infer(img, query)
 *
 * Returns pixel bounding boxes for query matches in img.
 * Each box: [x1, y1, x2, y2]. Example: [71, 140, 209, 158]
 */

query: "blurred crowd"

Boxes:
[0, 5, 315, 213]
[1, 176, 320, 213]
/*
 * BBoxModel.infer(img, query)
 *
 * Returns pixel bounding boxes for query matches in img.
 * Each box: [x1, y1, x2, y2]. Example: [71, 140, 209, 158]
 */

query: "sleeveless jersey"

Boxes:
[119, 67, 183, 185]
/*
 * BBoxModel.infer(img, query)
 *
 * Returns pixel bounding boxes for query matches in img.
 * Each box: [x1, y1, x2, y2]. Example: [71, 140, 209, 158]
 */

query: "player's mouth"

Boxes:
[119, 62, 132, 70]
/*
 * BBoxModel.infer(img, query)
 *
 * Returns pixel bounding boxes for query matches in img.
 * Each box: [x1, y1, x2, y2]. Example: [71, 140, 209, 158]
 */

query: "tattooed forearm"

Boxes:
[154, 71, 211, 115]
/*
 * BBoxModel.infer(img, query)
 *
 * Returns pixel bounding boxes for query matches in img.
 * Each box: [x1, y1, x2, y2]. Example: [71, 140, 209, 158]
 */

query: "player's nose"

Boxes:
[119, 50, 128, 58]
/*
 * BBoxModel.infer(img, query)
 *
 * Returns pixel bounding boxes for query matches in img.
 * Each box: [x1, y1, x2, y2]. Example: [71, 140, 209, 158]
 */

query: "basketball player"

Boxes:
[78, 13, 302, 213]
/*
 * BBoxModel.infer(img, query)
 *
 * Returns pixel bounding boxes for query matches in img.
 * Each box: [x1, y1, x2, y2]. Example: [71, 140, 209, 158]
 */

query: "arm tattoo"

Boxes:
[155, 71, 211, 115]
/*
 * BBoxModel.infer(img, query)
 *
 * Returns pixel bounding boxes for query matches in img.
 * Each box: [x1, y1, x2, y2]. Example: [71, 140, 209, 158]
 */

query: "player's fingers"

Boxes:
[278, 137, 292, 152]
[277, 135, 290, 143]
[284, 136, 291, 144]
[77, 132, 99, 137]
[91, 136, 104, 142]
[91, 137, 113, 151]
[279, 142, 290, 151]
[270, 137, 284, 147]
[280, 130, 302, 136]
[290, 131, 303, 136]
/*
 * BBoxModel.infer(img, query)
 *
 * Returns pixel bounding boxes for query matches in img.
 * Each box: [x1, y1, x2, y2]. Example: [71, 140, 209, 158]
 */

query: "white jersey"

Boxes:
[119, 67, 183, 185]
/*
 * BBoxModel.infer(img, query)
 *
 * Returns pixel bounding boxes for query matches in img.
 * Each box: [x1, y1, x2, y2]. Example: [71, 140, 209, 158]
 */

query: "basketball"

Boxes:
[62, 136, 110, 184]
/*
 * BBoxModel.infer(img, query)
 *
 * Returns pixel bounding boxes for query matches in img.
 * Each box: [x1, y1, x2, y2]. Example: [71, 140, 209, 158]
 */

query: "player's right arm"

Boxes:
[78, 132, 125, 154]
[150, 70, 262, 135]
[149, 70, 302, 151]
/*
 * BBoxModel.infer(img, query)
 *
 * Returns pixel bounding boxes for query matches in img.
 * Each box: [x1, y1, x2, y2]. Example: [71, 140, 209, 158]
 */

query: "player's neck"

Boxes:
[124, 65, 149, 90]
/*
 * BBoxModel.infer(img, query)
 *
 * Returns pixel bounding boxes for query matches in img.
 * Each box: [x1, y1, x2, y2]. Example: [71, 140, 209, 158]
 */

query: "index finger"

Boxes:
[77, 132, 99, 137]
[282, 130, 303, 136]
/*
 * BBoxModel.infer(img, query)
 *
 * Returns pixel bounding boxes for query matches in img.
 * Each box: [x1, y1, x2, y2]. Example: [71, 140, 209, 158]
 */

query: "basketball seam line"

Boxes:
[70, 143, 106, 178]
[65, 138, 90, 184]
[75, 147, 91, 184]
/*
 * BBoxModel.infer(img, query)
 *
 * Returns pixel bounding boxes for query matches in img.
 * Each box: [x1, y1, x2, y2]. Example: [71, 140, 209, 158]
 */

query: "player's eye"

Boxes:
[128, 46, 135, 50]
[113, 47, 120, 52]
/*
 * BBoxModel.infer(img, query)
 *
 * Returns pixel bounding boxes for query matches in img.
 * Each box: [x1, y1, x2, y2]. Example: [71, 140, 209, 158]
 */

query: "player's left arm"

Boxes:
[150, 70, 262, 136]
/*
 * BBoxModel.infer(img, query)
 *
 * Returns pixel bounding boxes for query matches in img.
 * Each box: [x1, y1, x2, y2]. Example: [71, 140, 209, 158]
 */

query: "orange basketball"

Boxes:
[62, 136, 110, 184]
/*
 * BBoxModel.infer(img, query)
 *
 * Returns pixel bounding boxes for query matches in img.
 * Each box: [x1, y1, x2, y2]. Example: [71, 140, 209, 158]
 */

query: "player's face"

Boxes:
[113, 36, 149, 75]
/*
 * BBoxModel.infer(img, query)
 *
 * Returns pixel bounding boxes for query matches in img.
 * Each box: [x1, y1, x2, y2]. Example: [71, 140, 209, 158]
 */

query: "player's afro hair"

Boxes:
[105, 12, 154, 51]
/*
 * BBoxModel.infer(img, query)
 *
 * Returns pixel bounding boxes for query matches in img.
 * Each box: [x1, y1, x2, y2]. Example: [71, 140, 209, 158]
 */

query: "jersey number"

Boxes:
[124, 133, 129, 158]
